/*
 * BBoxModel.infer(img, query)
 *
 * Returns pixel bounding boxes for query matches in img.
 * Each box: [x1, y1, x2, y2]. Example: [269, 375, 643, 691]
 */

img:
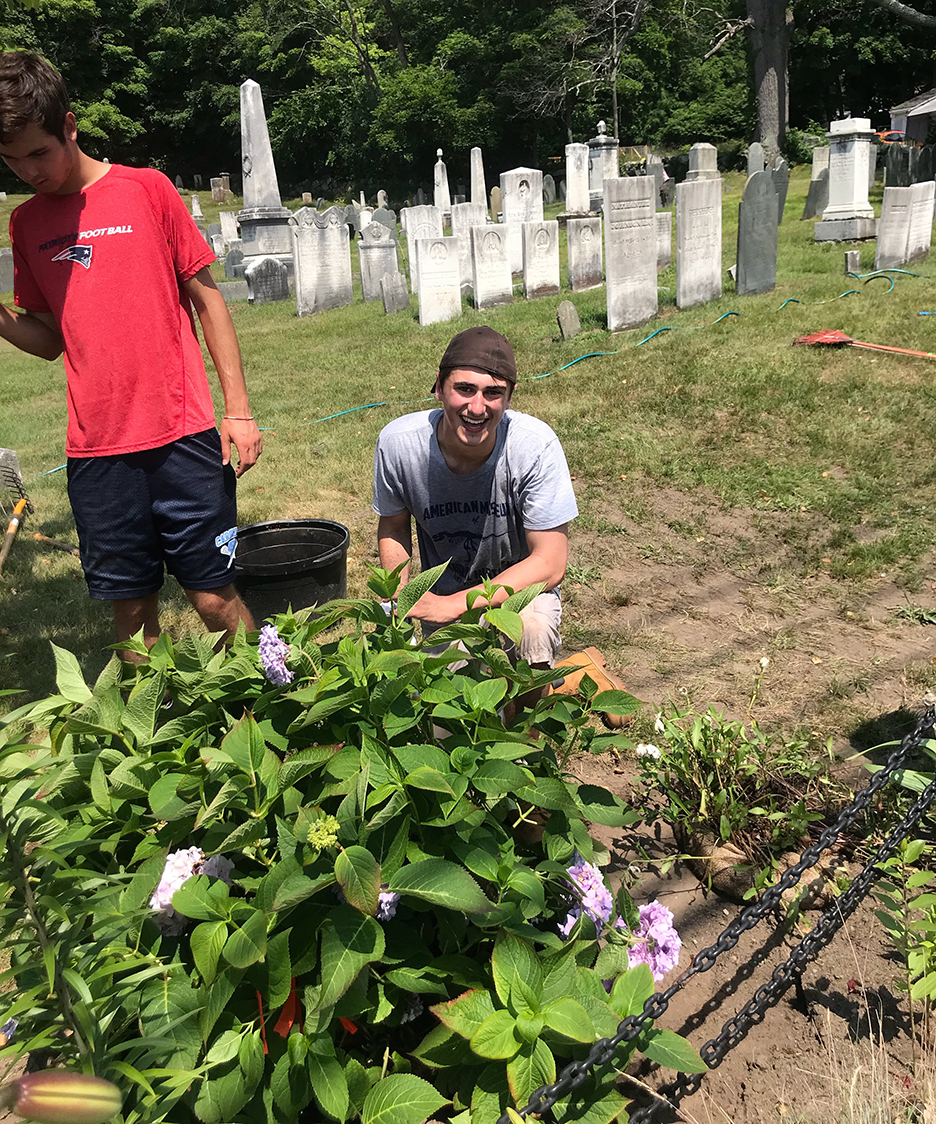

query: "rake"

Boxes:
[793, 328, 936, 360]
[0, 449, 79, 577]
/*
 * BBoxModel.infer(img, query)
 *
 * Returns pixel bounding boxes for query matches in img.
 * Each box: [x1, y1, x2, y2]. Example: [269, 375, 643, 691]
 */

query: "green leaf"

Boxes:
[465, 678, 509, 714]
[222, 908, 268, 969]
[501, 582, 547, 614]
[575, 785, 637, 827]
[266, 929, 293, 1008]
[590, 690, 642, 717]
[506, 1039, 556, 1106]
[367, 650, 421, 676]
[493, 933, 542, 1007]
[403, 766, 457, 796]
[361, 1073, 448, 1124]
[194, 1060, 249, 1124]
[191, 921, 227, 985]
[397, 561, 451, 621]
[336, 845, 382, 916]
[171, 875, 231, 921]
[388, 859, 492, 914]
[431, 989, 496, 1039]
[472, 759, 530, 795]
[239, 1029, 265, 1096]
[318, 907, 386, 1008]
[121, 671, 165, 747]
[541, 997, 594, 1042]
[220, 710, 266, 776]
[308, 1042, 350, 1123]
[470, 1010, 522, 1059]
[594, 942, 630, 983]
[271, 1047, 313, 1119]
[273, 871, 335, 913]
[51, 642, 92, 703]
[609, 964, 655, 1019]
[483, 608, 524, 647]
[640, 1027, 706, 1073]
[556, 1089, 628, 1124]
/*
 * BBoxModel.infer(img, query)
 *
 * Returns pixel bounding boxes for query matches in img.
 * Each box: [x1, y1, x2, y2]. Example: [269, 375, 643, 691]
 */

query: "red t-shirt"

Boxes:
[11, 165, 217, 457]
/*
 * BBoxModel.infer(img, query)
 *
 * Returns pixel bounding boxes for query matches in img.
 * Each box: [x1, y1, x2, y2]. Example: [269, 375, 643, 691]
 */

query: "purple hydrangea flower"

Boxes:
[558, 854, 614, 938]
[150, 847, 233, 936]
[615, 901, 682, 980]
[376, 888, 400, 922]
[258, 624, 294, 686]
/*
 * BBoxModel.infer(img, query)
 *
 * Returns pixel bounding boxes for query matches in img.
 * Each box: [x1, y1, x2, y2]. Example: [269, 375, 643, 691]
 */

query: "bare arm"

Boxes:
[182, 266, 261, 477]
[377, 512, 413, 588]
[408, 525, 569, 624]
[0, 306, 62, 361]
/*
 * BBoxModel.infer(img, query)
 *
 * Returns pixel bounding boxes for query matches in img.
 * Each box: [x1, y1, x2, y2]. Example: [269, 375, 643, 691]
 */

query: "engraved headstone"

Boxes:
[402, 204, 443, 293]
[556, 300, 581, 340]
[434, 149, 452, 217]
[685, 143, 719, 182]
[772, 157, 789, 223]
[815, 118, 877, 242]
[244, 255, 289, 304]
[470, 147, 486, 209]
[225, 246, 245, 280]
[907, 180, 935, 263]
[359, 221, 399, 302]
[490, 185, 502, 222]
[604, 176, 657, 331]
[874, 186, 913, 270]
[292, 207, 353, 316]
[191, 195, 203, 218]
[501, 168, 544, 272]
[372, 206, 397, 234]
[543, 174, 557, 205]
[219, 211, 239, 245]
[0, 248, 12, 292]
[522, 220, 560, 299]
[381, 271, 410, 315]
[676, 178, 723, 308]
[802, 147, 830, 219]
[292, 206, 316, 226]
[416, 236, 462, 326]
[451, 201, 487, 288]
[471, 225, 513, 308]
[656, 211, 672, 271]
[211, 177, 225, 203]
[565, 143, 590, 214]
[747, 142, 765, 177]
[736, 170, 778, 295]
[567, 216, 603, 291]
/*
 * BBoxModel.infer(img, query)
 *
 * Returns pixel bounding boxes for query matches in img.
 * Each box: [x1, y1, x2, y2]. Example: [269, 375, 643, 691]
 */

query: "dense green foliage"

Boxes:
[0, 0, 934, 195]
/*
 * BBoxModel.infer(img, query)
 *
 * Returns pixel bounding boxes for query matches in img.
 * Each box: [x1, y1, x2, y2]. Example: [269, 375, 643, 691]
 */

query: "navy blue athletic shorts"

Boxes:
[67, 428, 239, 601]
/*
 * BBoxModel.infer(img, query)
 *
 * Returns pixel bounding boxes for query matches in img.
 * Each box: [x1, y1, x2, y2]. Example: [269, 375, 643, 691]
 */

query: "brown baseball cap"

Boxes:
[438, 326, 517, 385]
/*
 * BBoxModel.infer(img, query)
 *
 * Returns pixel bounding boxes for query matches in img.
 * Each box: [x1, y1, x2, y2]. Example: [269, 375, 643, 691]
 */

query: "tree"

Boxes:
[867, 0, 936, 27]
[746, 0, 793, 156]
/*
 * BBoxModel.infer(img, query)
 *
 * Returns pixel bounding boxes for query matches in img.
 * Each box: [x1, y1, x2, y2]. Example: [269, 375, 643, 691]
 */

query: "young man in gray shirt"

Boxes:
[373, 325, 577, 668]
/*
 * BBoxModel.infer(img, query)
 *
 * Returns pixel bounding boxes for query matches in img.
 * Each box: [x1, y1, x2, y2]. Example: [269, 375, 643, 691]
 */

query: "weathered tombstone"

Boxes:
[556, 300, 581, 340]
[220, 173, 232, 199]
[907, 180, 935, 262]
[292, 206, 316, 226]
[174, 174, 184, 190]
[646, 155, 665, 208]
[874, 186, 913, 270]
[802, 147, 830, 220]
[685, 143, 719, 182]
[358, 222, 399, 302]
[359, 190, 367, 207]
[433, 149, 452, 217]
[316, 197, 326, 209]
[893, 144, 911, 188]
[219, 211, 239, 245]
[910, 146, 921, 185]
[194, 174, 203, 189]
[244, 255, 289, 304]
[237, 80, 293, 259]
[500, 168, 544, 272]
[522, 220, 560, 299]
[225, 246, 245, 280]
[377, 189, 389, 208]
[661, 178, 675, 207]
[402, 204, 443, 293]
[207, 221, 222, 240]
[845, 250, 860, 274]
[676, 178, 722, 309]
[604, 176, 657, 331]
[191, 195, 203, 218]
[815, 118, 877, 242]
[453, 194, 466, 205]
[919, 145, 935, 184]
[292, 207, 354, 316]
[219, 279, 249, 303]
[360, 207, 374, 228]
[567, 216, 603, 291]
[470, 147, 486, 210]
[372, 206, 397, 233]
[380, 271, 410, 315]
[211, 177, 225, 203]
[543, 174, 557, 205]
[0, 248, 13, 292]
[343, 203, 359, 236]
[559, 181, 566, 202]
[352, 199, 362, 213]
[656, 211, 672, 271]
[451, 201, 487, 288]
[302, 191, 313, 204]
[471, 226, 513, 309]
[416, 236, 462, 325]
[747, 142, 766, 177]
[415, 187, 427, 206]
[772, 157, 789, 223]
[490, 186, 502, 222]
[736, 171, 778, 295]
[587, 120, 619, 210]
[565, 143, 591, 214]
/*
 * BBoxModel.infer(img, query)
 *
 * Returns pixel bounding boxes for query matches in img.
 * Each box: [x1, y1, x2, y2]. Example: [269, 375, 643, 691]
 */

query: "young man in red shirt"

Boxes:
[0, 51, 262, 651]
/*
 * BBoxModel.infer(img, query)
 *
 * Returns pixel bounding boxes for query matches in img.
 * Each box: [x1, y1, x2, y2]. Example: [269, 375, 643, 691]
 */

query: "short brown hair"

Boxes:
[0, 51, 71, 144]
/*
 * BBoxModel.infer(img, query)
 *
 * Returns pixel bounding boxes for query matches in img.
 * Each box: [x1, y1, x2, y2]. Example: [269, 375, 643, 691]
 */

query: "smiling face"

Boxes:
[435, 366, 513, 462]
[0, 113, 79, 194]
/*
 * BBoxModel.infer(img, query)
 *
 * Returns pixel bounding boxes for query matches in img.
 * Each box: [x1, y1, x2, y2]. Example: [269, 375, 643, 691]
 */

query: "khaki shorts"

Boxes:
[422, 589, 562, 668]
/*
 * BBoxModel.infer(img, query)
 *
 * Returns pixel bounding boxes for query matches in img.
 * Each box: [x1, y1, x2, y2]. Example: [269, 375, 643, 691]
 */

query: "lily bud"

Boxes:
[2, 1071, 122, 1123]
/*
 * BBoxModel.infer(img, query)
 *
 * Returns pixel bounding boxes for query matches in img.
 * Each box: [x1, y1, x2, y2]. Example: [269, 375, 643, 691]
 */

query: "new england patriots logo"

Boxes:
[51, 245, 92, 269]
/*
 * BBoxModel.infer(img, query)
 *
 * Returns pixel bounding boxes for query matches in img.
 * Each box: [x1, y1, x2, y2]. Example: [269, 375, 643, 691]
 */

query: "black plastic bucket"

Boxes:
[234, 519, 350, 622]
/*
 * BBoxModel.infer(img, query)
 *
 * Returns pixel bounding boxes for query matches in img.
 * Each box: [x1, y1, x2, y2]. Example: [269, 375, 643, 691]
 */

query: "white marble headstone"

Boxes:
[471, 225, 513, 309]
[292, 207, 353, 316]
[567, 216, 603, 291]
[500, 168, 544, 273]
[521, 220, 560, 299]
[676, 178, 723, 309]
[604, 176, 657, 330]
[416, 236, 461, 326]
[402, 204, 443, 293]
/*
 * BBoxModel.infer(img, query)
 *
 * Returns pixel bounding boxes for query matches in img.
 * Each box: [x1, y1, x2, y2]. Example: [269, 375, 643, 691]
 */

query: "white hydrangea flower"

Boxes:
[150, 847, 233, 936]
[635, 743, 662, 760]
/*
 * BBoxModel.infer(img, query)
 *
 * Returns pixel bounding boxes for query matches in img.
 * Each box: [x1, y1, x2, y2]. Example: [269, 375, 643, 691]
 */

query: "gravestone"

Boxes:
[556, 300, 581, 340]
[736, 171, 778, 296]
[522, 220, 560, 299]
[892, 144, 911, 188]
[220, 280, 249, 303]
[316, 197, 326, 209]
[471, 225, 513, 308]
[451, 201, 487, 288]
[360, 207, 374, 229]
[343, 204, 360, 236]
[191, 195, 203, 218]
[220, 173, 231, 199]
[676, 178, 722, 309]
[604, 176, 657, 331]
[0, 248, 13, 292]
[433, 150, 452, 217]
[210, 233, 225, 258]
[567, 216, 603, 291]
[302, 192, 312, 204]
[565, 143, 591, 214]
[845, 250, 860, 274]
[244, 255, 289, 304]
[211, 177, 225, 203]
[910, 147, 921, 185]
[402, 204, 443, 293]
[416, 236, 462, 325]
[292, 206, 316, 226]
[802, 147, 830, 220]
[559, 181, 566, 202]
[470, 147, 486, 209]
[453, 195, 466, 205]
[685, 143, 719, 182]
[543, 174, 557, 205]
[587, 120, 619, 210]
[380, 271, 410, 315]
[501, 168, 544, 273]
[747, 142, 765, 176]
[919, 145, 935, 185]
[372, 206, 397, 233]
[359, 190, 367, 207]
[194, 174, 202, 189]
[646, 155, 665, 208]
[359, 222, 399, 302]
[907, 180, 935, 262]
[174, 174, 184, 190]
[656, 212, 672, 271]
[292, 207, 353, 316]
[415, 187, 427, 206]
[207, 222, 222, 240]
[352, 199, 362, 213]
[237, 80, 293, 260]
[225, 246, 245, 280]
[219, 211, 239, 245]
[772, 158, 789, 223]
[873, 186, 912, 270]
[815, 118, 877, 242]
[377, 189, 389, 208]
[490, 186, 502, 222]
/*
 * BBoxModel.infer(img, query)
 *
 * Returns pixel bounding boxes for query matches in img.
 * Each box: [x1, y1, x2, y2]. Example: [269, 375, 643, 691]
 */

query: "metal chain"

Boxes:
[496, 706, 935, 1124]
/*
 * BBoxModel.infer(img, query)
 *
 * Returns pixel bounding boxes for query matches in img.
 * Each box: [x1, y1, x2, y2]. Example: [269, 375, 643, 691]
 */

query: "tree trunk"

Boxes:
[746, 0, 792, 161]
[379, 0, 409, 66]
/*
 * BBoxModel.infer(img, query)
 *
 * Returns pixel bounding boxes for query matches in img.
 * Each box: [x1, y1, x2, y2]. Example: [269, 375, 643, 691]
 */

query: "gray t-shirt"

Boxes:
[373, 409, 578, 597]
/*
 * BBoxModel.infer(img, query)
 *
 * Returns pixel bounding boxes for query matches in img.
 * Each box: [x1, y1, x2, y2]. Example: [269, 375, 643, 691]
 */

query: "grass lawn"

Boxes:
[3, 167, 936, 746]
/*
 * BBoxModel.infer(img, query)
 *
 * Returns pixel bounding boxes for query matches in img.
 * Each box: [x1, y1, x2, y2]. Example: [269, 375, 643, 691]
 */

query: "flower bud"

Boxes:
[3, 1071, 122, 1124]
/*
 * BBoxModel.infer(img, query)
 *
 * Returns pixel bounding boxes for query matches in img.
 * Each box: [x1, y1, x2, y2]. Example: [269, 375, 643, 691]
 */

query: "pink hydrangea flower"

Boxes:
[258, 624, 293, 686]
[615, 901, 682, 980]
[150, 847, 233, 935]
[558, 855, 614, 937]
